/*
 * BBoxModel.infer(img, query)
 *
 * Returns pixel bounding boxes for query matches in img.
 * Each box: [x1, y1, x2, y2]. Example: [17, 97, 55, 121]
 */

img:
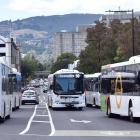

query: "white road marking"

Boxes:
[19, 105, 37, 135]
[19, 94, 55, 136]
[53, 130, 140, 136]
[35, 114, 49, 117]
[32, 120, 50, 123]
[45, 103, 55, 136]
[70, 119, 91, 124]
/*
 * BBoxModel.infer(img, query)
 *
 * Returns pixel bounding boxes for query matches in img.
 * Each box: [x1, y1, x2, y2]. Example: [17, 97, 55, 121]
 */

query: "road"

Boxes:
[0, 89, 140, 140]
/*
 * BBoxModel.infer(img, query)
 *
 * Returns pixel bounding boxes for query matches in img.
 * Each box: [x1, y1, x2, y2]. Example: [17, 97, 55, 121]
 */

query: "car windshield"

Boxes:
[54, 74, 83, 95]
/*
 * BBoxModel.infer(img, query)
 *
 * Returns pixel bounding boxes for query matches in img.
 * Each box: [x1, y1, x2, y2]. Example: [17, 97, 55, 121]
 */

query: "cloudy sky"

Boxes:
[0, 0, 139, 21]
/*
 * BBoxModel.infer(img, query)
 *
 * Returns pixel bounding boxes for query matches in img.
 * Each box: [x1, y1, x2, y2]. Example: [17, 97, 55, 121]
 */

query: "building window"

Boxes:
[0, 44, 5, 47]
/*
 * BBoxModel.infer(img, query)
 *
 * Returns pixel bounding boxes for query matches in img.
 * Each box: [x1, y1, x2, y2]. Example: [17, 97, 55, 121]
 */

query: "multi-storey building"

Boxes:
[52, 31, 87, 61]
[76, 24, 95, 32]
[0, 35, 21, 72]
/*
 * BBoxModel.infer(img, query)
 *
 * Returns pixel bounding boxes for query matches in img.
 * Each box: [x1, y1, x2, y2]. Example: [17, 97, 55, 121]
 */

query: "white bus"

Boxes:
[47, 69, 85, 110]
[84, 73, 101, 108]
[101, 55, 140, 122]
[0, 59, 13, 122]
[9, 68, 22, 111]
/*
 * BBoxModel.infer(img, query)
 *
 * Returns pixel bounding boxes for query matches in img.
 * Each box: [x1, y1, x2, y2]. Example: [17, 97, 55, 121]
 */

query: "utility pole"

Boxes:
[106, 9, 135, 56]
[131, 9, 135, 56]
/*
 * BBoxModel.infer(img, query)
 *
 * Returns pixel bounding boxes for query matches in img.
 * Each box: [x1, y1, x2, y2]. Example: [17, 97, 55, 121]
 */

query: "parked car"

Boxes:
[21, 90, 39, 105]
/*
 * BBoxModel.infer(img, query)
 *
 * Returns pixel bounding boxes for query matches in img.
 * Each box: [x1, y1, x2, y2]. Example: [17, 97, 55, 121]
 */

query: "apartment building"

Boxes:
[0, 35, 21, 72]
[52, 31, 87, 61]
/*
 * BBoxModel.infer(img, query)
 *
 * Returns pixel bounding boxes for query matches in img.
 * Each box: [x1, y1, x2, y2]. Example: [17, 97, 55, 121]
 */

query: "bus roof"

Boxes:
[102, 55, 140, 70]
[84, 73, 101, 78]
[54, 69, 83, 74]
[129, 55, 140, 63]
[102, 61, 130, 70]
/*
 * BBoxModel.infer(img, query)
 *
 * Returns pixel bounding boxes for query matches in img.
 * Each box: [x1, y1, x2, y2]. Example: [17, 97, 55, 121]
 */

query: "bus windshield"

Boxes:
[54, 74, 83, 95]
[84, 78, 98, 91]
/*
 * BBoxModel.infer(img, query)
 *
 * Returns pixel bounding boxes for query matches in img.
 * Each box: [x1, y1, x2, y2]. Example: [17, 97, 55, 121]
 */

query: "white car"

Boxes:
[21, 90, 39, 105]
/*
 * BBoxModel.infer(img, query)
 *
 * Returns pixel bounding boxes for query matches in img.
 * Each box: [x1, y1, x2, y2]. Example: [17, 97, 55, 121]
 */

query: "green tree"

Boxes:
[111, 19, 140, 61]
[51, 53, 77, 73]
[78, 22, 117, 73]
[21, 54, 43, 79]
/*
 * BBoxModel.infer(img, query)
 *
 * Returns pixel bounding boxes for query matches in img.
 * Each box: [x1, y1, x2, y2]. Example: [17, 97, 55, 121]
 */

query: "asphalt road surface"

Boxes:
[0, 88, 140, 140]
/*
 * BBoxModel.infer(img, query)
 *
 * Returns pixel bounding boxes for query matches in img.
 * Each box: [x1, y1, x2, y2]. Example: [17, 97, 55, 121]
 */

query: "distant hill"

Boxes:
[12, 14, 101, 34]
[0, 14, 102, 55]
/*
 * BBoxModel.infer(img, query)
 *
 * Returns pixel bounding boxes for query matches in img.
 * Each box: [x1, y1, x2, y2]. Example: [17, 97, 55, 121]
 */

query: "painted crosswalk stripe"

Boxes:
[32, 120, 50, 123]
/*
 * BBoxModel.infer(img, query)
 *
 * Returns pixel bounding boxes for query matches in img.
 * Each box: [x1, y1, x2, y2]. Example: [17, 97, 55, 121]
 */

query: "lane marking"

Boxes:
[21, 133, 48, 137]
[45, 103, 55, 136]
[19, 105, 37, 135]
[32, 120, 50, 123]
[53, 130, 140, 136]
[70, 119, 91, 124]
[2, 130, 140, 137]
[35, 114, 49, 117]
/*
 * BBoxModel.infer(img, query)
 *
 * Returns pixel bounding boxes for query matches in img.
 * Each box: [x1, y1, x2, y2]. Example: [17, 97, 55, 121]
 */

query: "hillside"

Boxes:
[12, 14, 101, 34]
[0, 14, 102, 55]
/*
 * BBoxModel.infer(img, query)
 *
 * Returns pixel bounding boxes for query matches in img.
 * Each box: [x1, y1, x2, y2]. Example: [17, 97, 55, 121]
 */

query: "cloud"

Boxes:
[8, 0, 140, 16]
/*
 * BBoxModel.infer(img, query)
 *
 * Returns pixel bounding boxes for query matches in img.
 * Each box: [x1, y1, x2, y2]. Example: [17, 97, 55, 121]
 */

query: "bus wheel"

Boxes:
[107, 104, 113, 118]
[85, 99, 90, 107]
[52, 107, 56, 110]
[0, 103, 6, 123]
[7, 102, 12, 119]
[78, 107, 83, 111]
[129, 107, 136, 122]
[16, 98, 20, 109]
[93, 98, 96, 107]
[21, 101, 24, 105]
[13, 98, 16, 111]
[48, 99, 51, 108]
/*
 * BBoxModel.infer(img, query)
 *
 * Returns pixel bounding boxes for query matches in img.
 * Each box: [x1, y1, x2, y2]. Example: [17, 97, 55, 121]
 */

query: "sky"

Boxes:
[0, 0, 140, 21]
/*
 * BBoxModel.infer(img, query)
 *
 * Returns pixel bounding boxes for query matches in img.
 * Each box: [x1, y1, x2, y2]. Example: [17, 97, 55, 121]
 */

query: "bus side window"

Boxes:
[111, 80, 115, 94]
[134, 84, 140, 91]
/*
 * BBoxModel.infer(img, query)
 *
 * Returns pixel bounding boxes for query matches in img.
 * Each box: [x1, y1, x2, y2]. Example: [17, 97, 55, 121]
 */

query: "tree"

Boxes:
[111, 19, 140, 60]
[21, 54, 43, 79]
[78, 22, 117, 73]
[50, 53, 77, 73]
